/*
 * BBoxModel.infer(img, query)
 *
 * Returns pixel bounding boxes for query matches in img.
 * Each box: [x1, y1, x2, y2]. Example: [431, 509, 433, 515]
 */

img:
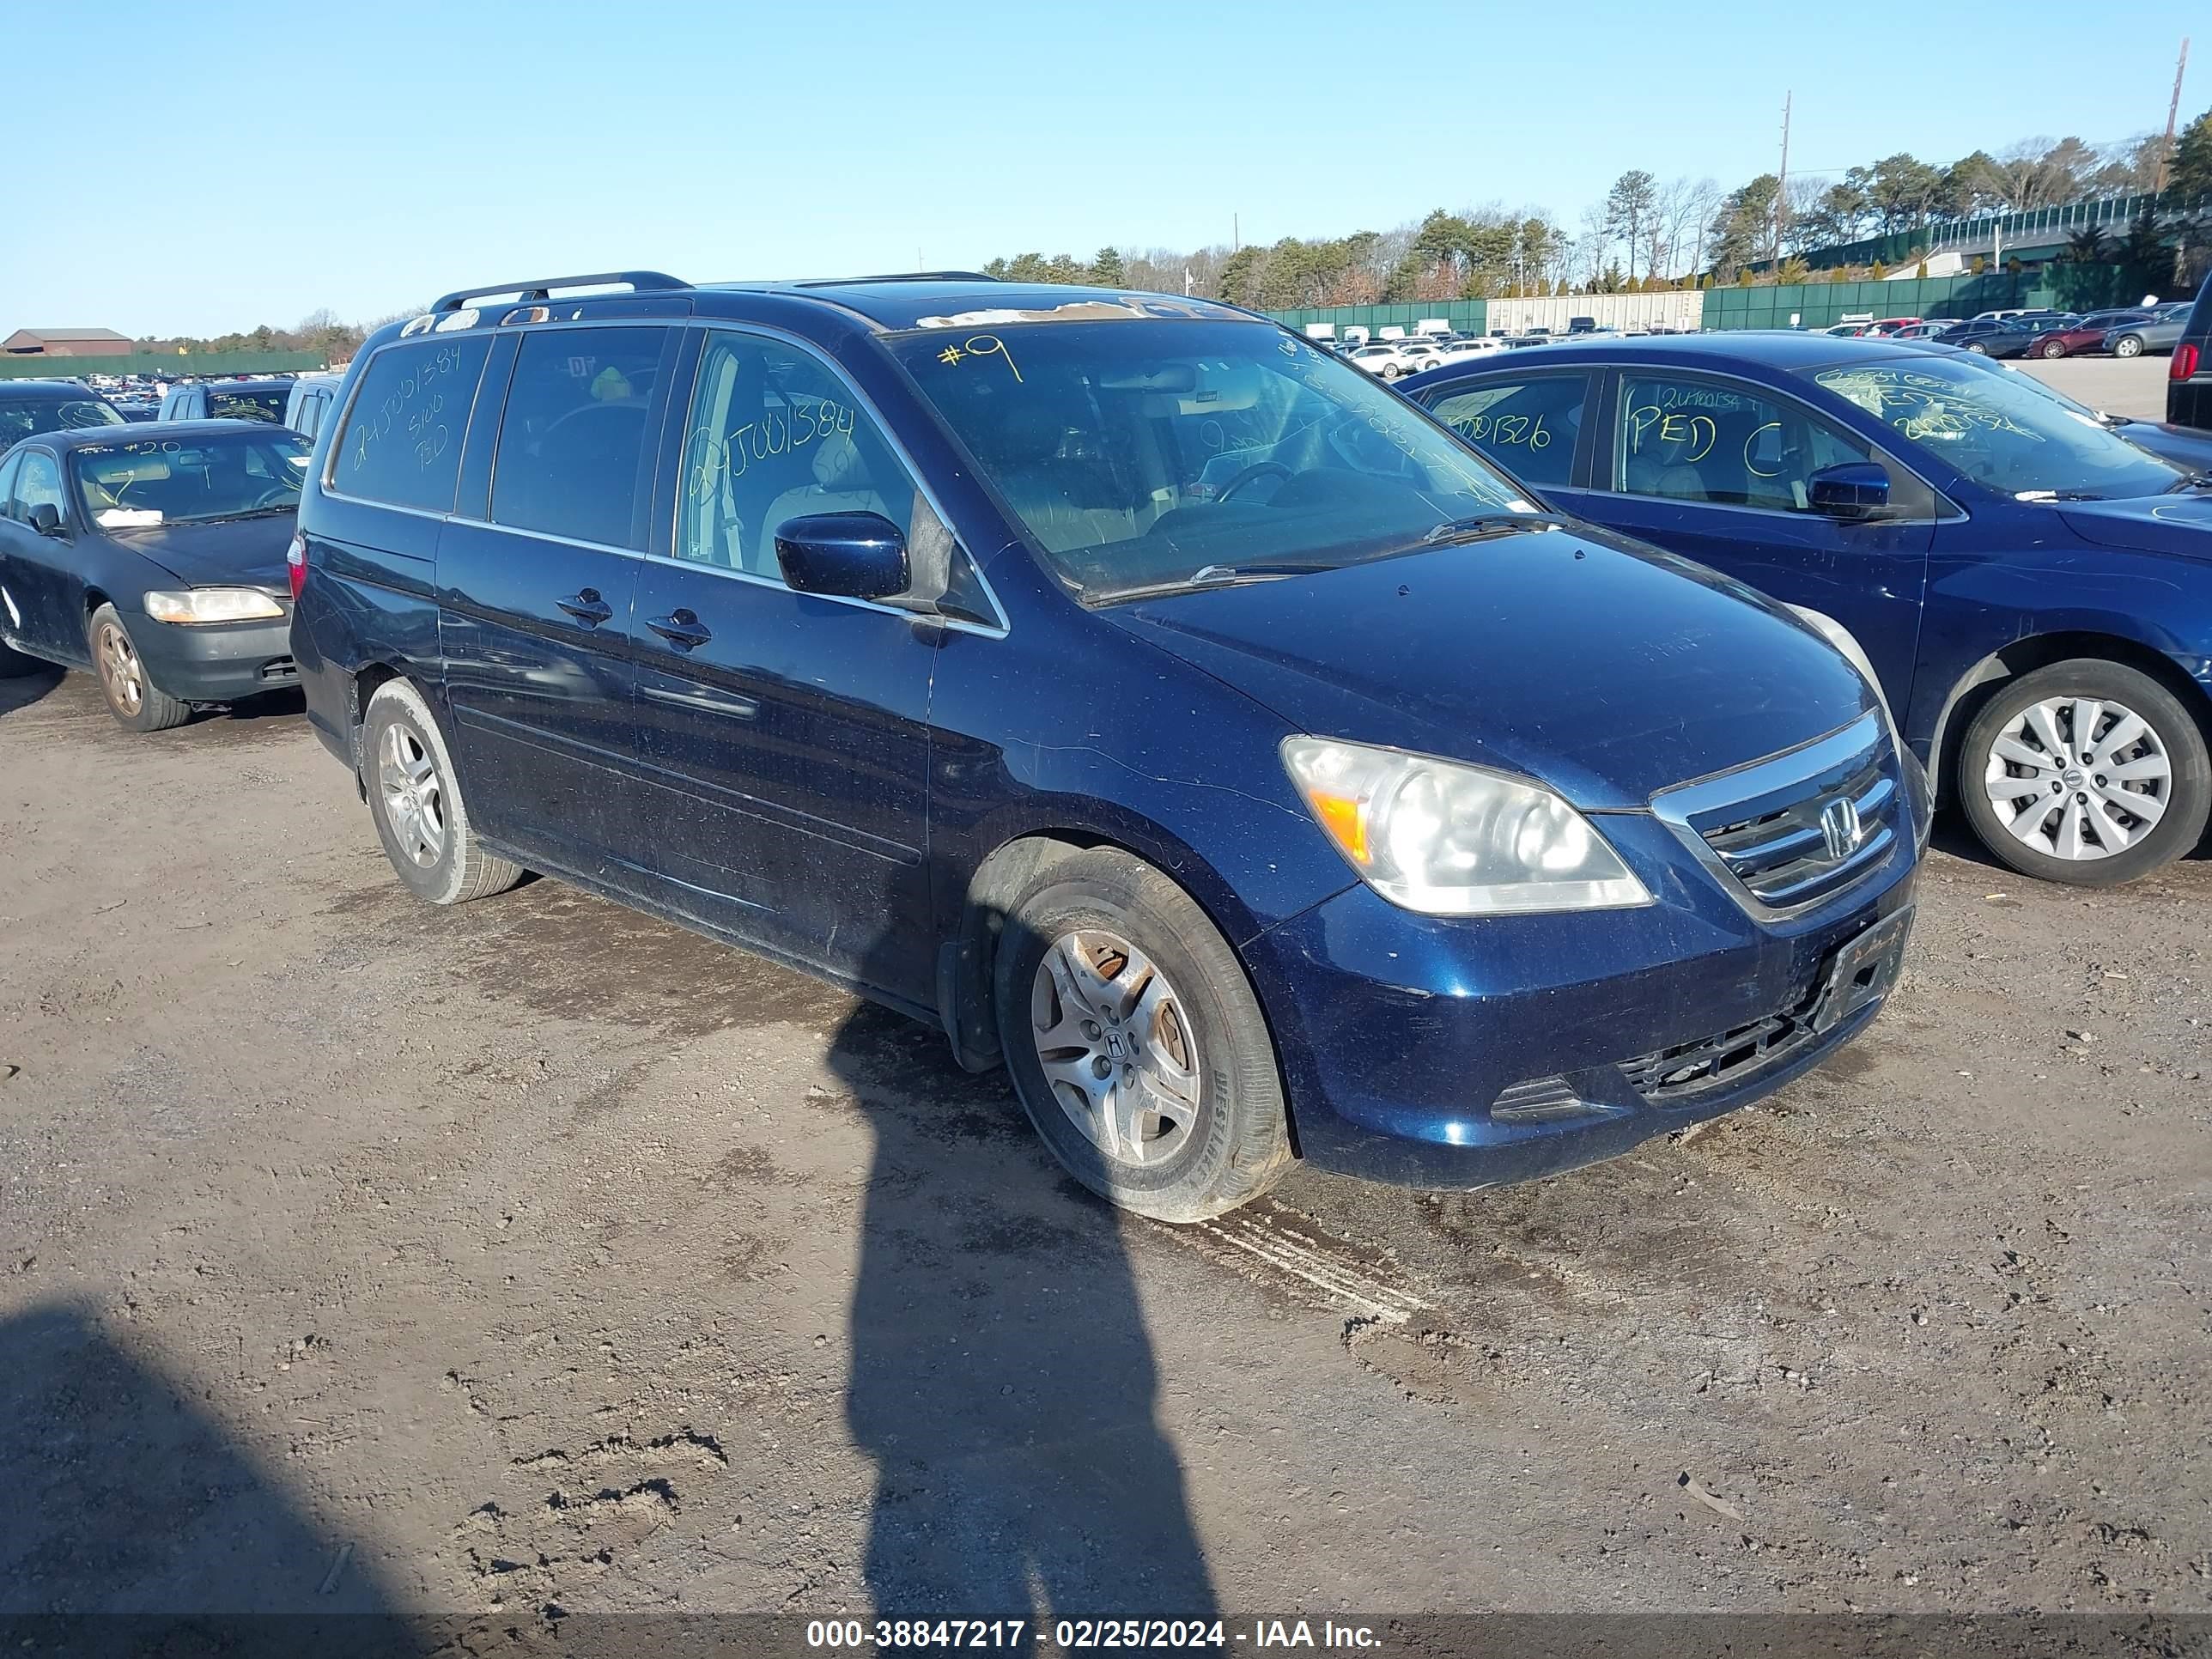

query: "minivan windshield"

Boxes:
[70, 430, 311, 526]
[1, 392, 123, 451]
[1808, 356, 2186, 501]
[887, 319, 1535, 602]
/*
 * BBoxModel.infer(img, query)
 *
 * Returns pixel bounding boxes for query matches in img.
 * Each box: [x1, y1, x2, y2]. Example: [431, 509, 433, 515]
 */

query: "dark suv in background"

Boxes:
[2172, 270, 2212, 432]
[157, 378, 295, 424]
[289, 270, 1921, 1222]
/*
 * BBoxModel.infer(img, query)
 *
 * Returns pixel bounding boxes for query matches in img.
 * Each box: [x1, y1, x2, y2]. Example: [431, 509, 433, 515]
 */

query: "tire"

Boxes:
[1957, 659, 2210, 887]
[2112, 335, 2144, 359]
[88, 603, 191, 732]
[1965, 343, 1988, 355]
[361, 678, 524, 905]
[2039, 339, 2065, 359]
[993, 847, 1292, 1222]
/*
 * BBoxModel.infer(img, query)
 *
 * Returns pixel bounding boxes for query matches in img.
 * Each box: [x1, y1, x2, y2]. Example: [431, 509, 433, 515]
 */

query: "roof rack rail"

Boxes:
[429, 271, 691, 313]
[789, 270, 1000, 287]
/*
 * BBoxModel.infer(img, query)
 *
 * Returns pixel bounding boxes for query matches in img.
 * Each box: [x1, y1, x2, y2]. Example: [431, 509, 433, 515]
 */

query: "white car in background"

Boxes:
[1434, 337, 1503, 363]
[1392, 339, 1448, 376]
[1346, 342, 1419, 379]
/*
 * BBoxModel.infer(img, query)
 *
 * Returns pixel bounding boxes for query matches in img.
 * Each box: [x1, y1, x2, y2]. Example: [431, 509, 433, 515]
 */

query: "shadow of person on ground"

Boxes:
[0, 661, 64, 720]
[0, 1298, 412, 1655]
[832, 984, 1220, 1644]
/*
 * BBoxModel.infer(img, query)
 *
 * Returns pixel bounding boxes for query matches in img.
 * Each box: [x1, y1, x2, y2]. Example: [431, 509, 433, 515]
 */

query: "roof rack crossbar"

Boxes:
[789, 270, 1000, 287]
[429, 271, 691, 313]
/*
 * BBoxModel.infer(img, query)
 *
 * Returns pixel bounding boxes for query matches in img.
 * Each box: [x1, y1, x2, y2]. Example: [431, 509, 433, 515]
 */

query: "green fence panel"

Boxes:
[0, 349, 327, 380]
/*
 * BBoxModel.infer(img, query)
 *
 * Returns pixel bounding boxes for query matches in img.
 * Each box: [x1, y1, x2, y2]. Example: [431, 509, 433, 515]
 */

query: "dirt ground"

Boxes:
[2, 659, 2208, 1643]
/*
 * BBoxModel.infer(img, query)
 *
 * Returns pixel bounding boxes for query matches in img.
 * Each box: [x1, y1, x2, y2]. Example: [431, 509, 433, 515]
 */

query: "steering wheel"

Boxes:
[1217, 460, 1293, 503]
[251, 483, 294, 508]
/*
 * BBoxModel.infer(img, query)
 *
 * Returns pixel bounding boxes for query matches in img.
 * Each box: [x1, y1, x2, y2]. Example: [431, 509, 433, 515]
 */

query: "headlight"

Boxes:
[1281, 737, 1651, 915]
[143, 588, 285, 624]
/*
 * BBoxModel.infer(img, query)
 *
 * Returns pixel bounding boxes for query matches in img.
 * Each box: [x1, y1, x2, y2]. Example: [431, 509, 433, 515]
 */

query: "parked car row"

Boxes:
[0, 372, 335, 459]
[3, 265, 2209, 1231]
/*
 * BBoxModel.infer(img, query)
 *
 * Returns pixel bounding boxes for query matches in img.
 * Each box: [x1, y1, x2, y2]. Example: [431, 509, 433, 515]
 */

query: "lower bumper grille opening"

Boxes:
[1621, 1012, 1808, 1102]
[259, 657, 300, 682]
[1489, 1074, 1595, 1124]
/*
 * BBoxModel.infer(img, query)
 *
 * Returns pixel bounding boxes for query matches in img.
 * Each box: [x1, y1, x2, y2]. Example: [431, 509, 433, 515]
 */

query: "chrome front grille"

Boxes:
[1653, 711, 1898, 915]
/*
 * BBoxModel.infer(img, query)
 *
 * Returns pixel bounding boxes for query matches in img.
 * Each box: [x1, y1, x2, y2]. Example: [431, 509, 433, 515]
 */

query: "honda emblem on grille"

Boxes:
[1819, 795, 1863, 861]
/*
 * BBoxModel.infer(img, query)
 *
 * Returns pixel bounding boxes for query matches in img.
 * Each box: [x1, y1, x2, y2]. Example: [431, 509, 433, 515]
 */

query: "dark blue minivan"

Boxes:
[290, 272, 1924, 1220]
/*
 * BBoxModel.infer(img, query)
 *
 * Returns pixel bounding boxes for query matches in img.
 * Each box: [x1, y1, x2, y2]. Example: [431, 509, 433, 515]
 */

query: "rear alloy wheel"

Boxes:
[1959, 660, 2210, 886]
[362, 679, 524, 905]
[1965, 342, 1989, 355]
[994, 847, 1291, 1222]
[88, 603, 191, 732]
[2112, 335, 2145, 359]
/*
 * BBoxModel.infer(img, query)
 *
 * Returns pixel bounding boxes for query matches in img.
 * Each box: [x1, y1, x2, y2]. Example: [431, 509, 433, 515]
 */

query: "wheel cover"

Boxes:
[1982, 694, 2172, 860]
[1030, 930, 1201, 1169]
[96, 621, 143, 715]
[378, 721, 448, 867]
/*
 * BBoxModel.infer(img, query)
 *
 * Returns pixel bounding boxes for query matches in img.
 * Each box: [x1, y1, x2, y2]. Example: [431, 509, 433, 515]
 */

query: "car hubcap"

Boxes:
[1983, 695, 2171, 860]
[1030, 930, 1200, 1168]
[2117, 339, 2140, 356]
[97, 622, 143, 715]
[378, 722, 447, 867]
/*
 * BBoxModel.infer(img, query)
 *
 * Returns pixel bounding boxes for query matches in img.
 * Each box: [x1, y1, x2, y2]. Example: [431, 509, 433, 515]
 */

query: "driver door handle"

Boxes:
[646, 609, 713, 651]
[556, 588, 613, 627]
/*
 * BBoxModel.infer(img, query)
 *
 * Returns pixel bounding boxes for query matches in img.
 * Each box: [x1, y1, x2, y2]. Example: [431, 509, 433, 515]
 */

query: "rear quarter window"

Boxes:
[329, 337, 493, 514]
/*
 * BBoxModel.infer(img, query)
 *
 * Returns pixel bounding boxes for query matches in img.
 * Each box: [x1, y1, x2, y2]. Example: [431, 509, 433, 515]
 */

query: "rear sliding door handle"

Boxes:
[646, 609, 713, 650]
[556, 588, 614, 627]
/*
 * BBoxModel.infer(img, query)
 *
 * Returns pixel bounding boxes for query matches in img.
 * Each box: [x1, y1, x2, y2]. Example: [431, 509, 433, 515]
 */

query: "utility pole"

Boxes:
[2154, 38, 2190, 195]
[1232, 212, 1240, 253]
[1773, 91, 1792, 263]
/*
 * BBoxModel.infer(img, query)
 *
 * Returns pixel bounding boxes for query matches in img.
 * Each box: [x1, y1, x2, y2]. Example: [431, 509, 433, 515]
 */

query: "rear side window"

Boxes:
[489, 327, 668, 550]
[330, 337, 493, 514]
[1425, 376, 1588, 488]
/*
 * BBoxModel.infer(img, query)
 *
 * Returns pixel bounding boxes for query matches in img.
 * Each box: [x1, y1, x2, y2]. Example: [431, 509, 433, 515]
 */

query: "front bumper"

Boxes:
[1240, 809, 1918, 1190]
[131, 611, 299, 703]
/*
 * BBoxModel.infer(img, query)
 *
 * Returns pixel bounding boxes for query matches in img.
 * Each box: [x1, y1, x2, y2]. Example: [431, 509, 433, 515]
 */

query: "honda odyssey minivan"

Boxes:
[290, 271, 1925, 1221]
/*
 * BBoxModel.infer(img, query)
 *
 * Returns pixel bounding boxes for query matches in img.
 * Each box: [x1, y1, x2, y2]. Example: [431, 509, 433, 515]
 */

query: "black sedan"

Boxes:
[1, 379, 125, 453]
[1930, 315, 2078, 359]
[0, 422, 306, 730]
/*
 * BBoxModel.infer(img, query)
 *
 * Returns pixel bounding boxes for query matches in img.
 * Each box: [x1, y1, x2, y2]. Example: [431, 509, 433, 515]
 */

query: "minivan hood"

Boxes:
[103, 513, 295, 590]
[1103, 527, 1875, 810]
[2057, 492, 2212, 562]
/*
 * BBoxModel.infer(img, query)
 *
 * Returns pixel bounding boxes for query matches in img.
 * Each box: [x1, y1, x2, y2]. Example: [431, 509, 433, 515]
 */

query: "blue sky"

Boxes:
[8, 0, 2200, 337]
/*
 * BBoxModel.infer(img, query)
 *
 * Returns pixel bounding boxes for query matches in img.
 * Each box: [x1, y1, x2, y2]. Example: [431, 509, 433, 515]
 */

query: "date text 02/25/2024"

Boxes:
[804, 1620, 1382, 1650]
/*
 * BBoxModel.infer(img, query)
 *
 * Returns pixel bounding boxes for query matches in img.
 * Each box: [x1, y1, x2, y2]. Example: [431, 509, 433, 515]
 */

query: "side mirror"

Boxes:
[28, 502, 64, 538]
[1807, 461, 1891, 519]
[774, 512, 909, 601]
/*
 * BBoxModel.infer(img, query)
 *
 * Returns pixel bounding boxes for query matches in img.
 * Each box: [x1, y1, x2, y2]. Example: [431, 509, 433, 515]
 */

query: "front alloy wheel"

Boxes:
[88, 603, 190, 732]
[1030, 930, 1202, 1169]
[1960, 659, 2210, 885]
[2112, 335, 2144, 358]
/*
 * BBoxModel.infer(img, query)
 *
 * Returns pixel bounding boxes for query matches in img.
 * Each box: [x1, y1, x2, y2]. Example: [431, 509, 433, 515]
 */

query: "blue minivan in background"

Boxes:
[1402, 334, 2212, 886]
[290, 272, 1923, 1220]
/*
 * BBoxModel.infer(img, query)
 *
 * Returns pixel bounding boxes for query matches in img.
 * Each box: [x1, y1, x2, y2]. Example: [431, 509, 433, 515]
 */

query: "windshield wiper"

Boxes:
[1092, 562, 1325, 604]
[172, 505, 296, 525]
[2163, 472, 2212, 493]
[1422, 511, 1567, 545]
